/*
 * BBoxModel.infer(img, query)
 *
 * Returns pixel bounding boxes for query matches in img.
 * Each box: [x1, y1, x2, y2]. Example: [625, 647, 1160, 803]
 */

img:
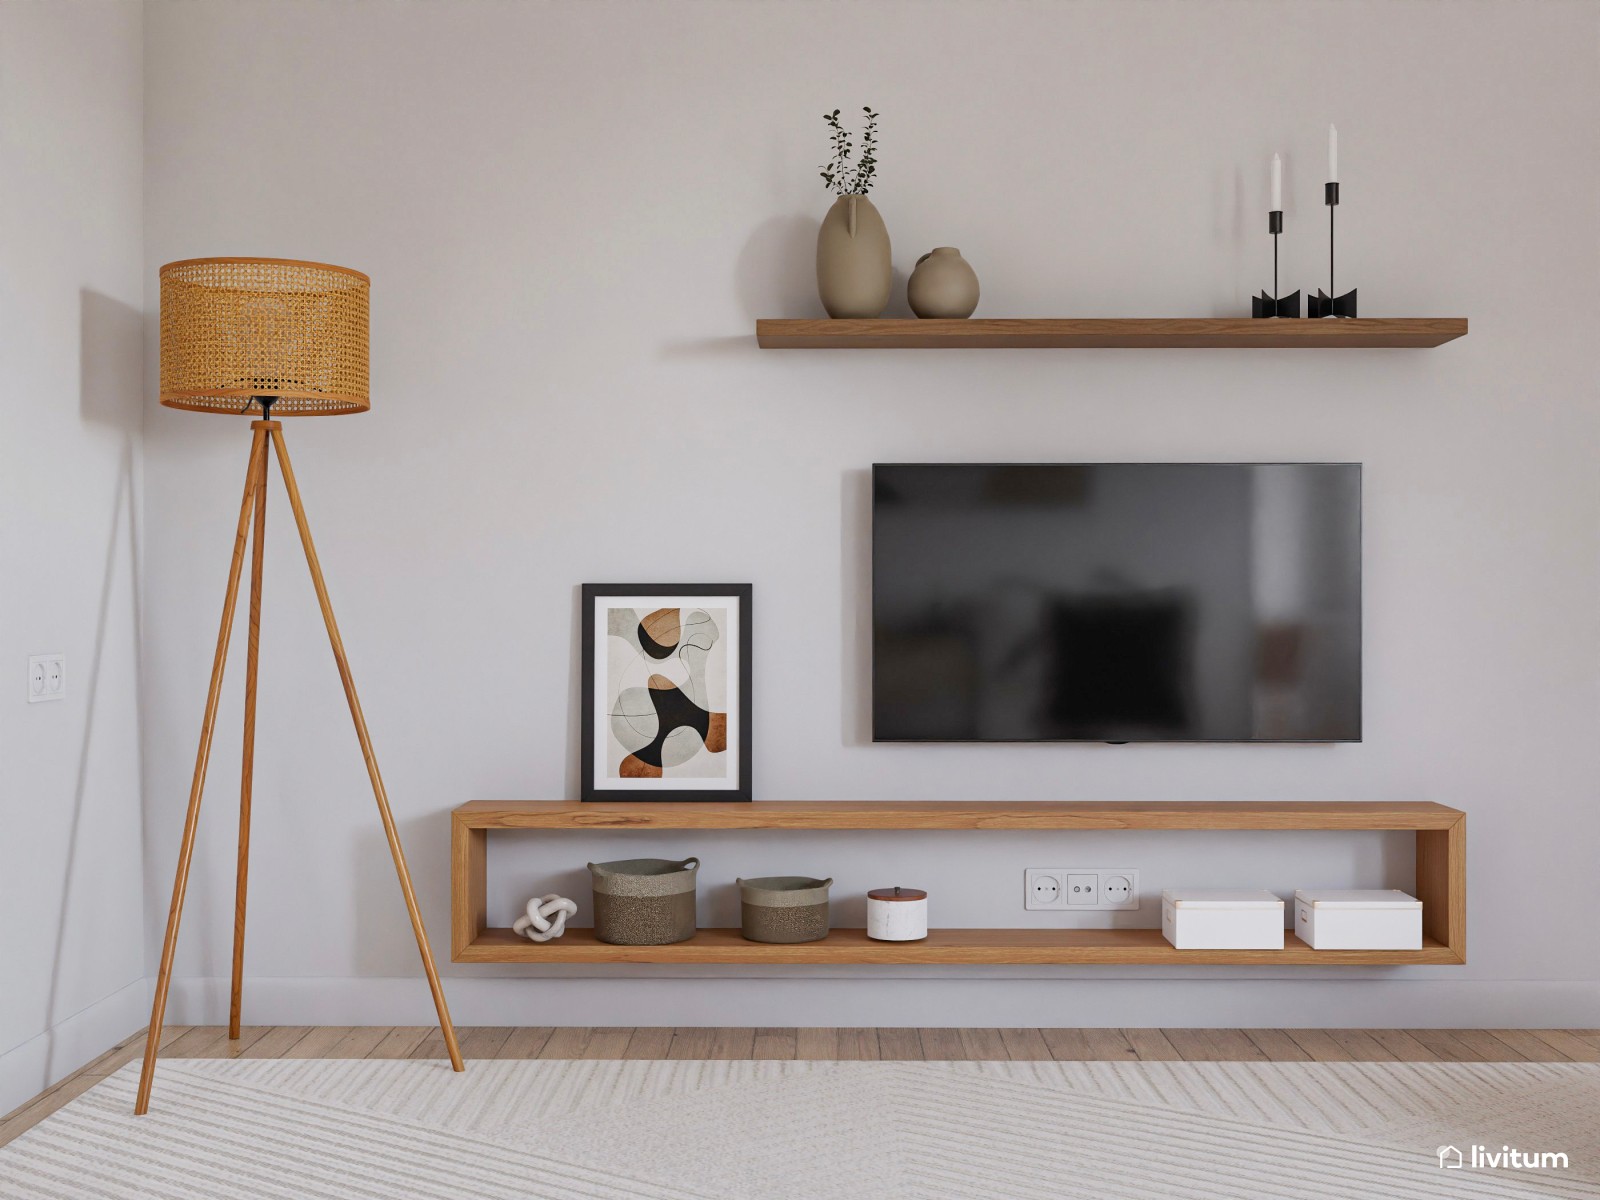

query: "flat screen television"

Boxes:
[872, 463, 1361, 743]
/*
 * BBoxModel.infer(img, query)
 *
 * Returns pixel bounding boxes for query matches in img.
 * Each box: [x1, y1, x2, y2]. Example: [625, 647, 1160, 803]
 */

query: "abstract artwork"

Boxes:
[581, 584, 752, 801]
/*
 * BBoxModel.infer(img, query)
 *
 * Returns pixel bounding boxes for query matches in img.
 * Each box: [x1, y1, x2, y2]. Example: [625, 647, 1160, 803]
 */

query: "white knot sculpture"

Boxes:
[512, 894, 578, 942]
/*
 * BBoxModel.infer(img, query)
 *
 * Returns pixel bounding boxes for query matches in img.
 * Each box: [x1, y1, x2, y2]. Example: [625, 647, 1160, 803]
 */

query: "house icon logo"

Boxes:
[1437, 1145, 1464, 1169]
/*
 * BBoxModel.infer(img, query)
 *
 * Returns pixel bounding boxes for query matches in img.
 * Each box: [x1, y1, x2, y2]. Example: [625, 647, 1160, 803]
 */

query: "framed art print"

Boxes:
[581, 584, 752, 802]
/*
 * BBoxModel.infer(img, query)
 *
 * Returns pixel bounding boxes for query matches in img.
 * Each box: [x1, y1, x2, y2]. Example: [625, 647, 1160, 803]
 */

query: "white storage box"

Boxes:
[1294, 889, 1422, 950]
[1161, 890, 1284, 950]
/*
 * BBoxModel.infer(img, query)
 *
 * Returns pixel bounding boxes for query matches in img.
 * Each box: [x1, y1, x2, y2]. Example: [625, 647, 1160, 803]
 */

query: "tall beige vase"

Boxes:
[816, 194, 891, 318]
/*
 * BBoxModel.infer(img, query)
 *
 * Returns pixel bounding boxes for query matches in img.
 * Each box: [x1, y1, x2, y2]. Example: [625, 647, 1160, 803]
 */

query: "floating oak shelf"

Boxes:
[451, 801, 1465, 966]
[755, 317, 1468, 349]
[459, 925, 1457, 966]
[453, 800, 1462, 832]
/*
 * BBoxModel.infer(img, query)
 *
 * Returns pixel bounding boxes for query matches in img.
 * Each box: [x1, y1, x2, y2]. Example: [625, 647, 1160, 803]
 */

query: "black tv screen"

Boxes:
[872, 463, 1362, 743]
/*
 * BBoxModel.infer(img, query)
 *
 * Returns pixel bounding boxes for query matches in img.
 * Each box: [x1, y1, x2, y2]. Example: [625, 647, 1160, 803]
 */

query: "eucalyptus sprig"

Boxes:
[819, 106, 880, 195]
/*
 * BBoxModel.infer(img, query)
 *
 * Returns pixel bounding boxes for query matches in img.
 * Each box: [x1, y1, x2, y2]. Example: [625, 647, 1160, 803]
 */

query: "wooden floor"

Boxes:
[4, 1025, 1597, 1149]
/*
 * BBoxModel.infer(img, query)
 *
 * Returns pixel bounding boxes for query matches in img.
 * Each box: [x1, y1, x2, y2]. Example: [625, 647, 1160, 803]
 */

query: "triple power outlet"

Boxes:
[1025, 867, 1140, 911]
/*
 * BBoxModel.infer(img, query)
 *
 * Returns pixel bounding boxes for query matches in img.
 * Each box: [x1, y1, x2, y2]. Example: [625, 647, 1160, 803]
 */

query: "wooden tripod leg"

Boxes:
[268, 427, 465, 1072]
[135, 428, 269, 1115]
[229, 431, 270, 1039]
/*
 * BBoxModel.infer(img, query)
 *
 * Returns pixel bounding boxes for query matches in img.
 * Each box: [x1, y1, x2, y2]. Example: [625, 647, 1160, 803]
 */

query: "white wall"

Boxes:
[0, 1, 148, 1114]
[140, 0, 1600, 1029]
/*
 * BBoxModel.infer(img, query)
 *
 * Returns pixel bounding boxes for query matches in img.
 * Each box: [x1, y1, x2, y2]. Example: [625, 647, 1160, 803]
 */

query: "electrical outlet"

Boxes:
[28, 654, 65, 703]
[1102, 874, 1134, 905]
[1024, 867, 1140, 911]
[1026, 871, 1062, 908]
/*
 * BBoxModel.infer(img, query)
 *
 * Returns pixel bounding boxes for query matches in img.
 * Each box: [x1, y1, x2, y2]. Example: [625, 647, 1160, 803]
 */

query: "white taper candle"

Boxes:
[1271, 153, 1282, 211]
[1329, 124, 1338, 183]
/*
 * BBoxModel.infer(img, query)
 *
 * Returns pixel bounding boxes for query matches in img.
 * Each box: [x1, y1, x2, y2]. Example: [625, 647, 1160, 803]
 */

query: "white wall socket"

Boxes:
[28, 654, 65, 703]
[1024, 867, 1140, 911]
[1028, 872, 1062, 906]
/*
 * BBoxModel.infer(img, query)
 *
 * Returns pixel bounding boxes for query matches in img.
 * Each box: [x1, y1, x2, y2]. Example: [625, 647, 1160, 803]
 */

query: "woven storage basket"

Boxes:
[737, 876, 832, 944]
[588, 857, 699, 946]
[159, 257, 369, 416]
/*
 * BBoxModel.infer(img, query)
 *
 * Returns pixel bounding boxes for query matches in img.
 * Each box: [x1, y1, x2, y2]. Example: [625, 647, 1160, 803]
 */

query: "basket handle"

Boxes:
[679, 857, 700, 872]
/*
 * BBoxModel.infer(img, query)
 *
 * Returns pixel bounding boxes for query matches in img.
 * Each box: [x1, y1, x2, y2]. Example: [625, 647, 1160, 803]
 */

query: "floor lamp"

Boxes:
[135, 258, 463, 1115]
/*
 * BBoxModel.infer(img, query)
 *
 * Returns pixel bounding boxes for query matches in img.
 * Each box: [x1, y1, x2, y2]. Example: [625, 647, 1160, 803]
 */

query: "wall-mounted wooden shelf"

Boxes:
[451, 801, 1465, 966]
[454, 800, 1461, 832]
[459, 925, 1458, 966]
[755, 317, 1468, 349]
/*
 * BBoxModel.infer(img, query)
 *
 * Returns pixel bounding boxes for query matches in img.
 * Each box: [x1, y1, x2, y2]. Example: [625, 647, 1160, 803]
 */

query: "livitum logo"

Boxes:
[1437, 1144, 1571, 1170]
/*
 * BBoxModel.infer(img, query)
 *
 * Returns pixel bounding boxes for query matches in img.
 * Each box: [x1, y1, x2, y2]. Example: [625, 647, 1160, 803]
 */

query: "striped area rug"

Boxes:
[2, 1058, 1598, 1198]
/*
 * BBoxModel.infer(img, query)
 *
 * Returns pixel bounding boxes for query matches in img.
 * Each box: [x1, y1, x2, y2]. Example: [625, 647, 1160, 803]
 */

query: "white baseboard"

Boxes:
[0, 978, 150, 1117]
[166, 975, 1600, 1031]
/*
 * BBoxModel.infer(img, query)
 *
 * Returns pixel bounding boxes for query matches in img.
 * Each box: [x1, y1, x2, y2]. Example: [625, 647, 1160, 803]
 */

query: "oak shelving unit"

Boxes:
[754, 317, 1468, 349]
[450, 801, 1465, 967]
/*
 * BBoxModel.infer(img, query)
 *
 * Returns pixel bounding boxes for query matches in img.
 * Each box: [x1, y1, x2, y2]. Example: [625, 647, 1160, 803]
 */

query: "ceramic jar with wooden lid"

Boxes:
[867, 886, 928, 941]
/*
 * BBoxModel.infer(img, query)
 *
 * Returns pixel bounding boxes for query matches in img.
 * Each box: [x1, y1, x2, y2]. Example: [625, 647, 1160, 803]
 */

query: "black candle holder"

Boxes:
[1252, 210, 1300, 318]
[1307, 181, 1357, 317]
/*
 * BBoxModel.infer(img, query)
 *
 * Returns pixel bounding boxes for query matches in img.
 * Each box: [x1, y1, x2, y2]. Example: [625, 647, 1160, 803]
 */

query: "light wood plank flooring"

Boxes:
[3, 1026, 1596, 1150]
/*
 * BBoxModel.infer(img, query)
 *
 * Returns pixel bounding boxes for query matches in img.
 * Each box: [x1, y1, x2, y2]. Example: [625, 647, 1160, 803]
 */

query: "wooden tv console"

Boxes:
[449, 801, 1465, 966]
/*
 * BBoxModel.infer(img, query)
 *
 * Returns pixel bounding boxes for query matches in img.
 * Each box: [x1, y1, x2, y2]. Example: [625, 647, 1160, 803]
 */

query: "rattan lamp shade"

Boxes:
[160, 257, 370, 416]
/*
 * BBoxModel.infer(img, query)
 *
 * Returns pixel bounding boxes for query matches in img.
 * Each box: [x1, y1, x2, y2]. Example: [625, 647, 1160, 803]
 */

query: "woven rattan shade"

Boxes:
[160, 257, 370, 416]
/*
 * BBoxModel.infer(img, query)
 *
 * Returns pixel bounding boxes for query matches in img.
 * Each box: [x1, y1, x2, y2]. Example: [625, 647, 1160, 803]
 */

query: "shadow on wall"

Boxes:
[354, 586, 591, 973]
[350, 808, 596, 974]
[353, 819, 404, 975]
[80, 290, 143, 432]
[660, 213, 818, 358]
[39, 291, 145, 1093]
[353, 811, 457, 976]
[662, 209, 918, 358]
[736, 214, 820, 324]
[735, 211, 916, 321]
[567, 583, 583, 801]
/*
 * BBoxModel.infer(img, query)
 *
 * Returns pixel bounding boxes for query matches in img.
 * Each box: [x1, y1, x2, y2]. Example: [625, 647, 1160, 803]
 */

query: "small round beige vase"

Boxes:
[907, 247, 980, 318]
[816, 194, 892, 318]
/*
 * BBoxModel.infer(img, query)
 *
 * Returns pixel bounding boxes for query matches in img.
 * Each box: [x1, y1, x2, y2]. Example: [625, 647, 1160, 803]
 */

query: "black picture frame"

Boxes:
[580, 583, 753, 802]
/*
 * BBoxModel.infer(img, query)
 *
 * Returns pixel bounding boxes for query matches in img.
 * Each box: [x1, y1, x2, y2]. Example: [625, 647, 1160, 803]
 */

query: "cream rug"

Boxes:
[3, 1058, 1599, 1199]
